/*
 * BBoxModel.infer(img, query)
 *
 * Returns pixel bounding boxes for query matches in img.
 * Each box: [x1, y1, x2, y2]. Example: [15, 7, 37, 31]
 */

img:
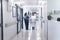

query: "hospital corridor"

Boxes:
[11, 17, 44, 40]
[11, 28, 42, 40]
[0, 0, 60, 40]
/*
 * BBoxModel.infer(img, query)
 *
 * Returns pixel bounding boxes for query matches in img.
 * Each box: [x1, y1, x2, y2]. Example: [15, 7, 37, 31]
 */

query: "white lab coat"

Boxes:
[30, 16, 36, 28]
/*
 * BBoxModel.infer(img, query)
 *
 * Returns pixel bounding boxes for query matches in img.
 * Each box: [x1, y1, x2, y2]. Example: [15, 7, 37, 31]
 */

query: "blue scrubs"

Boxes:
[24, 16, 29, 30]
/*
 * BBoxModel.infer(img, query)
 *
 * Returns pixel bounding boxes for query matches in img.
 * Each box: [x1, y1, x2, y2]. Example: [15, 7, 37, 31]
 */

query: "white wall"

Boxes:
[47, 0, 60, 20]
[48, 20, 60, 40]
[48, 0, 60, 12]
[42, 6, 47, 40]
[3, 0, 17, 40]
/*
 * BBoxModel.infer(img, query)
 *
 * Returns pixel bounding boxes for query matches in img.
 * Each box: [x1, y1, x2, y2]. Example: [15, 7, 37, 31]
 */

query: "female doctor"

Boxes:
[30, 12, 36, 30]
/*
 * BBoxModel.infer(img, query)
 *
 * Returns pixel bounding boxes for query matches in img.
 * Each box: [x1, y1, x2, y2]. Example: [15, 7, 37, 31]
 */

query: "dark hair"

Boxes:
[24, 13, 27, 16]
[32, 12, 34, 15]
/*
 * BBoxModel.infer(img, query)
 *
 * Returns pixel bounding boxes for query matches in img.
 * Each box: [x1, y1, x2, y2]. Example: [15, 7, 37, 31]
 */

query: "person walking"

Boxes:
[24, 13, 29, 30]
[30, 12, 36, 30]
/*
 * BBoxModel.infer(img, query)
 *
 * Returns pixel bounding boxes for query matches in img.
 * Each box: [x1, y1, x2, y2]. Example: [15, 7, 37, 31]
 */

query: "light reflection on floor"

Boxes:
[11, 29, 42, 40]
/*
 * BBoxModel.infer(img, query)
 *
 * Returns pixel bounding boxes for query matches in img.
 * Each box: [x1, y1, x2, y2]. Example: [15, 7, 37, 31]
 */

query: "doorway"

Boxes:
[15, 4, 23, 34]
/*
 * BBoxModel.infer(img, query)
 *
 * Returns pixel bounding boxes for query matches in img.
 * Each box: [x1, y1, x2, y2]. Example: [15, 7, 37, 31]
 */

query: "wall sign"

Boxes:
[7, 0, 12, 12]
[12, 6, 16, 17]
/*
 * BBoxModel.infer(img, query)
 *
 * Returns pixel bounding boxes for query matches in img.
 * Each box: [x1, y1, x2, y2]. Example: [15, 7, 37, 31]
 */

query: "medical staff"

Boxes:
[30, 12, 36, 30]
[24, 13, 29, 30]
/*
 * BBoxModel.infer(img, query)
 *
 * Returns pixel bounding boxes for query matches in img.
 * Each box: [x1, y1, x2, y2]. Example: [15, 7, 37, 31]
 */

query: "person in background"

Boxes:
[24, 13, 29, 30]
[30, 12, 36, 30]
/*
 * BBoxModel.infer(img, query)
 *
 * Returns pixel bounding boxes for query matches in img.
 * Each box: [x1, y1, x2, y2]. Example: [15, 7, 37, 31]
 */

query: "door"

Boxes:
[0, 2, 1, 40]
[19, 8, 23, 30]
[0, 0, 3, 40]
[17, 6, 23, 33]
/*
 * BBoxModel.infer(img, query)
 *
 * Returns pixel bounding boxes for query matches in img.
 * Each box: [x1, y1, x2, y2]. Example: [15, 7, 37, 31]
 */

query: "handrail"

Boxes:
[5, 22, 17, 27]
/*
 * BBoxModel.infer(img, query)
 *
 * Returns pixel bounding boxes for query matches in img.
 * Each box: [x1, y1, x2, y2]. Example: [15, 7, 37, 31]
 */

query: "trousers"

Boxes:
[25, 21, 29, 30]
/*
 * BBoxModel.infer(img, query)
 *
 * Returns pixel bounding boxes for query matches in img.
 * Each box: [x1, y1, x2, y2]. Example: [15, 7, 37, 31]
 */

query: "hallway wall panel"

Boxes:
[2, 0, 17, 40]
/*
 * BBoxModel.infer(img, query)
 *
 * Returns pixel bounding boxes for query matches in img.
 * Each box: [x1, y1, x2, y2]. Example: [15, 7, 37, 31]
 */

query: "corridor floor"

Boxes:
[11, 30, 42, 40]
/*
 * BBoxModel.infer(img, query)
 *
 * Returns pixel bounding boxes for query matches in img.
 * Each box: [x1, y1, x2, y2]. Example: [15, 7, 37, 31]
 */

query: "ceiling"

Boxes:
[13, 0, 41, 5]
[7, 0, 47, 6]
[22, 0, 39, 5]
